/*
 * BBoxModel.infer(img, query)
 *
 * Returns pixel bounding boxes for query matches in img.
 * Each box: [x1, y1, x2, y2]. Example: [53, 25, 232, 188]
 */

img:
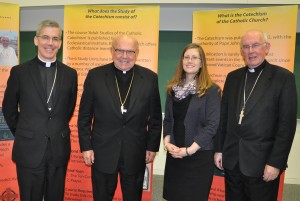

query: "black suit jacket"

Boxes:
[3, 58, 77, 168]
[78, 63, 162, 174]
[215, 61, 297, 177]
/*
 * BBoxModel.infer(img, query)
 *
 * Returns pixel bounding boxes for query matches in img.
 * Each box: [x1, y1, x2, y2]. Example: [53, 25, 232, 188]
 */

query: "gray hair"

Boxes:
[36, 20, 62, 39]
[240, 30, 269, 47]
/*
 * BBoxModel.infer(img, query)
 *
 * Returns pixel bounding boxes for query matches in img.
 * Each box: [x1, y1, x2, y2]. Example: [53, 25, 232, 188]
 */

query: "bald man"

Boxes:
[78, 35, 162, 201]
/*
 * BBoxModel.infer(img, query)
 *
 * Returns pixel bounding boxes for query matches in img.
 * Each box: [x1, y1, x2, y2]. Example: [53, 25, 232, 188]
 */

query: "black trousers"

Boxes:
[224, 164, 280, 201]
[16, 140, 67, 201]
[92, 160, 145, 201]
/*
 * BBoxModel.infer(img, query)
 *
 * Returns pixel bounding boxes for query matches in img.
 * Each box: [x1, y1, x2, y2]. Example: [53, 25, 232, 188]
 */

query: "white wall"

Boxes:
[17, 4, 300, 184]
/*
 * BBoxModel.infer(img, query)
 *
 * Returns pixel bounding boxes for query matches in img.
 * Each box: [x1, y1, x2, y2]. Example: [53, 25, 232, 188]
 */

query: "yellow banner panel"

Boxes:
[193, 5, 298, 89]
[0, 2, 20, 200]
[63, 5, 160, 201]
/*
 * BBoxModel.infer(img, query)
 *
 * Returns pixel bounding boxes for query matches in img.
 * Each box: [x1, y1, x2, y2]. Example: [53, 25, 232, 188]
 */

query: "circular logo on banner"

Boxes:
[0, 188, 18, 201]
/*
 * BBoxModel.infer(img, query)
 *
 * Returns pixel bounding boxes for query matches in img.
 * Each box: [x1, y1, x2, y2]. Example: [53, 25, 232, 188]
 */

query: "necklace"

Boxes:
[238, 69, 263, 125]
[115, 70, 135, 114]
[46, 63, 57, 111]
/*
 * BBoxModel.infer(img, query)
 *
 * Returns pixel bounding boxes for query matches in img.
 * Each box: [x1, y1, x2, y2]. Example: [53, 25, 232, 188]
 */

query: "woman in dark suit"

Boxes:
[163, 43, 221, 201]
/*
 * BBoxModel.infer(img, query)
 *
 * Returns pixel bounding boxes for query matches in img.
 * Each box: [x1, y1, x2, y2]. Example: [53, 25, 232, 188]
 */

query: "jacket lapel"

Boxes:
[105, 65, 122, 117]
[233, 69, 247, 123]
[243, 64, 273, 115]
[127, 67, 143, 114]
[50, 63, 63, 112]
[28, 60, 48, 110]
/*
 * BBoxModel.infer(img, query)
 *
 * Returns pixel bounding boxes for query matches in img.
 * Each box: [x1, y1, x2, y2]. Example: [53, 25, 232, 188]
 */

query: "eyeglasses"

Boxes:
[113, 48, 136, 57]
[241, 42, 266, 51]
[36, 35, 61, 43]
[183, 56, 201, 62]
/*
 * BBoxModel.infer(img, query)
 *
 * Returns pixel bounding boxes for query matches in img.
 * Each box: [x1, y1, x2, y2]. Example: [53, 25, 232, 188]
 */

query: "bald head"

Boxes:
[112, 35, 139, 50]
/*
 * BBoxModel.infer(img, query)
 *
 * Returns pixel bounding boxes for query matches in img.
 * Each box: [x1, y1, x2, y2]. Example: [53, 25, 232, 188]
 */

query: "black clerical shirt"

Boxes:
[114, 66, 134, 113]
[245, 60, 266, 97]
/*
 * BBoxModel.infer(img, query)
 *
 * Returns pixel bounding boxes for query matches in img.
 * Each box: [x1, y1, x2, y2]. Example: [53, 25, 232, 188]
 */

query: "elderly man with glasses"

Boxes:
[78, 35, 162, 201]
[214, 30, 297, 201]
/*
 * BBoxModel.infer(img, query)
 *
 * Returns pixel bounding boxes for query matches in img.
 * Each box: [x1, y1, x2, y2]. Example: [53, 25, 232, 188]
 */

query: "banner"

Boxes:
[193, 5, 298, 89]
[193, 5, 298, 201]
[0, 2, 20, 200]
[63, 5, 160, 201]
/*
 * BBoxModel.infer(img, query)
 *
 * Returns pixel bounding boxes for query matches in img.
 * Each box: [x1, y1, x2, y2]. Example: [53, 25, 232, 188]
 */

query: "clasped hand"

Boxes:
[165, 143, 187, 158]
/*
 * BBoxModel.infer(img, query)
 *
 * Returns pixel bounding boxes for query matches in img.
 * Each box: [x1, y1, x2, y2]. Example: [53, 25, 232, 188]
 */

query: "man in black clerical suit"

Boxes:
[3, 20, 77, 201]
[78, 35, 162, 201]
[214, 30, 297, 201]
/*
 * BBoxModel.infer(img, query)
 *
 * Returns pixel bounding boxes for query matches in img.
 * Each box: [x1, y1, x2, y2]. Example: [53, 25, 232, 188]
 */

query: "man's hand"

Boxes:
[263, 165, 280, 182]
[145, 151, 156, 164]
[82, 150, 95, 166]
[214, 152, 224, 170]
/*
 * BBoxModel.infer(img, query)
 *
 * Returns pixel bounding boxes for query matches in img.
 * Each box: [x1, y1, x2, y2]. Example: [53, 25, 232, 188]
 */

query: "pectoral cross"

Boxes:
[121, 105, 127, 114]
[238, 108, 244, 125]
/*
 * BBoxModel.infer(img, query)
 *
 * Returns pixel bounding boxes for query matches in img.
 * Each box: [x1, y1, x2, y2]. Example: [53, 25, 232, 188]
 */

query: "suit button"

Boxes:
[48, 117, 52, 120]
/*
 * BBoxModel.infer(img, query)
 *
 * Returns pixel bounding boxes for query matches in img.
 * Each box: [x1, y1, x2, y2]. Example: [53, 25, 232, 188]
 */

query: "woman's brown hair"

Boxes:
[166, 43, 214, 97]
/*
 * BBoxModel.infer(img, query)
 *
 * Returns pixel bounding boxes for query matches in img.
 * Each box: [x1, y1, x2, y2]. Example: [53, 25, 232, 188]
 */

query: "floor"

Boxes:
[152, 175, 300, 201]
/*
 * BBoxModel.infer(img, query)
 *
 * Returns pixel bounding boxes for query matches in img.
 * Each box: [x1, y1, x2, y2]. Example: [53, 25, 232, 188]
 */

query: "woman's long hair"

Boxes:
[167, 43, 215, 97]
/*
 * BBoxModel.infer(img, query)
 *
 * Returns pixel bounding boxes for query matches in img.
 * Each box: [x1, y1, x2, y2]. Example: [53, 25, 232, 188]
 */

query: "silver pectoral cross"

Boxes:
[121, 105, 127, 114]
[238, 108, 244, 125]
